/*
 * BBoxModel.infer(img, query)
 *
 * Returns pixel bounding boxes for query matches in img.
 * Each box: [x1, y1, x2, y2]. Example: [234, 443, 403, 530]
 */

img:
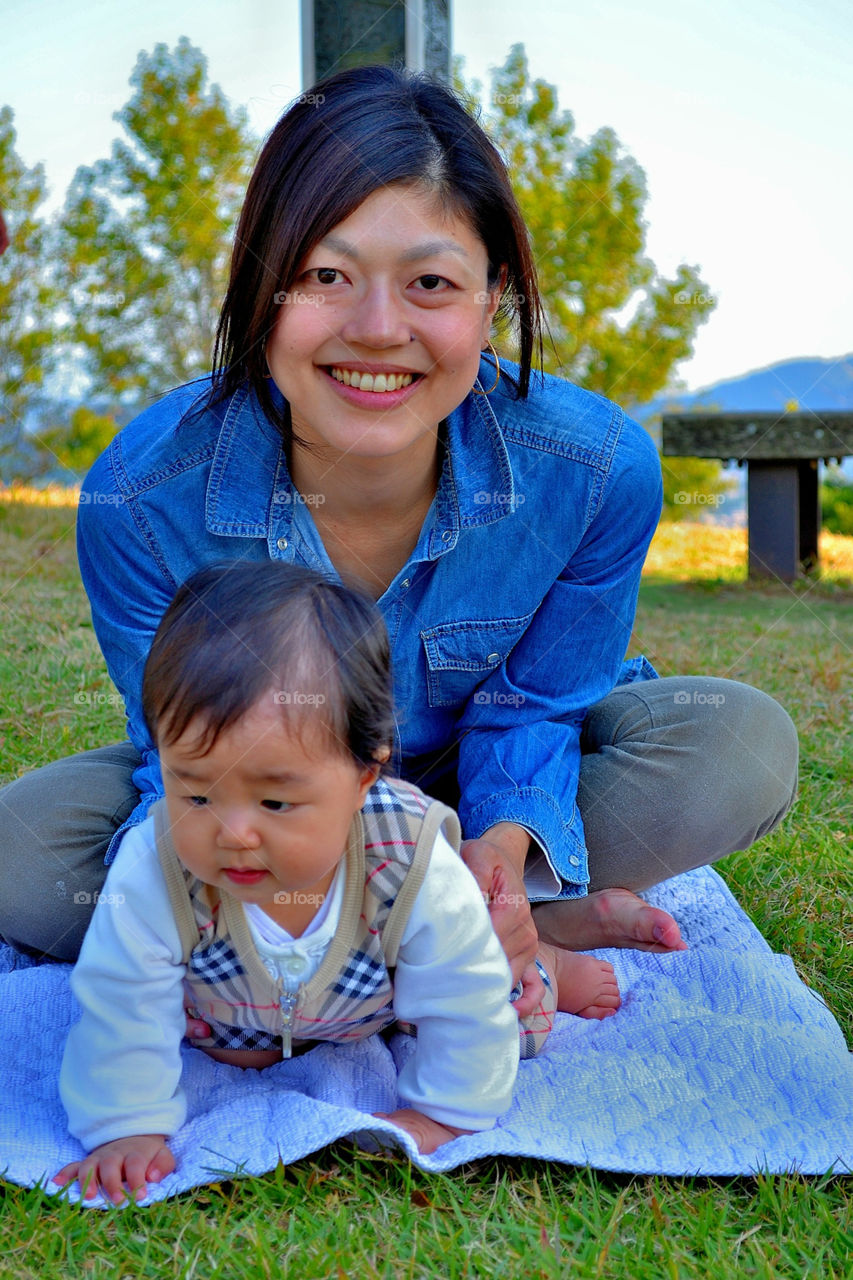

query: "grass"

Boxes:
[1, 489, 852, 1278]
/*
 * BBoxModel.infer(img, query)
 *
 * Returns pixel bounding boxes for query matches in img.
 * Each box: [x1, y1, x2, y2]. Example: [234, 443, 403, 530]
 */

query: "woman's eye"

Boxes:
[313, 268, 343, 285]
[261, 799, 291, 812]
[413, 274, 450, 292]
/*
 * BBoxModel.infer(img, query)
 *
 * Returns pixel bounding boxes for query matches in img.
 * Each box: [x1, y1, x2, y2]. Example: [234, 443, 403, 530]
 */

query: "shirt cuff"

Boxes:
[461, 786, 589, 899]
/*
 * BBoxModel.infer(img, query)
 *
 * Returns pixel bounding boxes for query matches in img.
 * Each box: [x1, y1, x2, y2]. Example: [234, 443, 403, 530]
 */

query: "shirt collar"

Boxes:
[205, 369, 518, 547]
[205, 383, 288, 538]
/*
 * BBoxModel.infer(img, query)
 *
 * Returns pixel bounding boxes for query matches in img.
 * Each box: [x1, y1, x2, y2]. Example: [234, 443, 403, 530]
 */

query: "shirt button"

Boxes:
[486, 652, 500, 664]
[400, 578, 411, 589]
[277, 537, 288, 551]
[441, 530, 453, 542]
[569, 855, 580, 867]
[284, 954, 306, 976]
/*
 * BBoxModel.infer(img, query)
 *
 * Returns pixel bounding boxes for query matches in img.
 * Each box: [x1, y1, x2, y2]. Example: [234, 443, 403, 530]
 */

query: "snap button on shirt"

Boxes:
[283, 953, 308, 977]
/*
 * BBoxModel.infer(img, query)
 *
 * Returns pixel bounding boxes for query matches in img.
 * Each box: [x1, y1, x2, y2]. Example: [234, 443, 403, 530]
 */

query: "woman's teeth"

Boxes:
[330, 368, 414, 392]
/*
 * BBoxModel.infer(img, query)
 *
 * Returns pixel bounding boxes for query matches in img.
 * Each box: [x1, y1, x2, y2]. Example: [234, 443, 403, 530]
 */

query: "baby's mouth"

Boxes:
[329, 367, 418, 393]
[224, 868, 268, 884]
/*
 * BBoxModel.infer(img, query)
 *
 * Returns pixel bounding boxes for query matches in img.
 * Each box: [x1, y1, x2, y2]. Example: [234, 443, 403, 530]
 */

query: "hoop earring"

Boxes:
[472, 340, 501, 396]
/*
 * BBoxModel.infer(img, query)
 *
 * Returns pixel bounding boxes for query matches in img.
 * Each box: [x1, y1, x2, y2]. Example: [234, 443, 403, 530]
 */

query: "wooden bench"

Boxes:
[661, 412, 853, 580]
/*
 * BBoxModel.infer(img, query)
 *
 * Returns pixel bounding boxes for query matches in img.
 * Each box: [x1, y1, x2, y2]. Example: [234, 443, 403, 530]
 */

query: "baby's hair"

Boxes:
[142, 560, 394, 768]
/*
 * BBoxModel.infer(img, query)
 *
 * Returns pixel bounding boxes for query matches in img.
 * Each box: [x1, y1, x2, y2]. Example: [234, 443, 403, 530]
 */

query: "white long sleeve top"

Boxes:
[59, 817, 519, 1151]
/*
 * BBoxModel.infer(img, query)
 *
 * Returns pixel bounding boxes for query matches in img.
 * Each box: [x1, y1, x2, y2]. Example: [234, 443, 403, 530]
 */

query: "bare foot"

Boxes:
[533, 887, 688, 954]
[538, 941, 621, 1020]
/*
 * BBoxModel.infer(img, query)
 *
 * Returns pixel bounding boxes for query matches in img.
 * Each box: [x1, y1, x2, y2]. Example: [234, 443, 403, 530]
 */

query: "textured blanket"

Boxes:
[1, 866, 851, 1204]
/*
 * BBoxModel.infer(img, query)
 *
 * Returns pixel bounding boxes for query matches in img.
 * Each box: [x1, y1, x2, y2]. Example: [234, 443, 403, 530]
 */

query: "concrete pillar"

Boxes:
[302, 0, 451, 87]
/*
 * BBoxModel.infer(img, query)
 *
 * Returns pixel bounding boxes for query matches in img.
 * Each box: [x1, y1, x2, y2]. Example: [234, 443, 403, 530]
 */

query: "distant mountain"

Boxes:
[634, 353, 853, 424]
[633, 353, 853, 518]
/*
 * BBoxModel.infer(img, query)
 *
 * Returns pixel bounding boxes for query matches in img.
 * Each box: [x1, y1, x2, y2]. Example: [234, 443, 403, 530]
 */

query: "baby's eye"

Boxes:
[261, 799, 291, 812]
[187, 795, 208, 807]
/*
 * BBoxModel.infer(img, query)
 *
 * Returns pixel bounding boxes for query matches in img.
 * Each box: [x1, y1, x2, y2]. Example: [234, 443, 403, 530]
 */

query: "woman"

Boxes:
[0, 66, 797, 1015]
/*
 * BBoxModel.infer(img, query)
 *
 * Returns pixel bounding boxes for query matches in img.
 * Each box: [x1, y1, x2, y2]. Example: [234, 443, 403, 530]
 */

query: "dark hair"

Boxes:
[211, 64, 543, 441]
[142, 560, 394, 769]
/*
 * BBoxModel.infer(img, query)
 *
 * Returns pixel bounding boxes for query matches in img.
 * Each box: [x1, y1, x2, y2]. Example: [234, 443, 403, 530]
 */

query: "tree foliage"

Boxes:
[821, 468, 853, 537]
[465, 45, 715, 409]
[36, 406, 119, 476]
[0, 107, 58, 477]
[57, 38, 256, 400]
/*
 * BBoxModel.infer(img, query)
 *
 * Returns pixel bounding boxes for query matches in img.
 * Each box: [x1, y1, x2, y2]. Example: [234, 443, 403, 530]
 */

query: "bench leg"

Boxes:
[797, 459, 820, 572]
[747, 463, 799, 581]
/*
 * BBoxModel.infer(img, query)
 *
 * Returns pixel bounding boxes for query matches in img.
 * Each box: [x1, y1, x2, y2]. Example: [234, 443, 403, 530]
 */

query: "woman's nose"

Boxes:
[340, 282, 410, 349]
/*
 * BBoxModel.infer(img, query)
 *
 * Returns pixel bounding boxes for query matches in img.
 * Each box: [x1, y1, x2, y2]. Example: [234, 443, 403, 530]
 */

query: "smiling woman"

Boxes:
[265, 184, 500, 470]
[0, 67, 797, 1071]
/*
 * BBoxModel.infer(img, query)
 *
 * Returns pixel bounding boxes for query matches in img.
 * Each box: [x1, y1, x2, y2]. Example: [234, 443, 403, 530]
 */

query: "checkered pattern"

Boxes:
[161, 777, 435, 1052]
[159, 777, 552, 1060]
[188, 940, 245, 984]
[207, 1020, 282, 1052]
[518, 957, 557, 1061]
[332, 950, 388, 1000]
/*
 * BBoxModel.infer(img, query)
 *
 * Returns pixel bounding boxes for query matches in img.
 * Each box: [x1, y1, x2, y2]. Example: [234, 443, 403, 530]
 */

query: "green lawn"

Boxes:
[1, 493, 851, 1279]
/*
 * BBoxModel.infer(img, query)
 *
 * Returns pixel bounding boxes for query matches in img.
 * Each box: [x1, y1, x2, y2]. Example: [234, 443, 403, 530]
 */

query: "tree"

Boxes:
[57, 38, 256, 400]
[464, 46, 715, 408]
[821, 468, 853, 537]
[0, 107, 58, 477]
[36, 406, 119, 476]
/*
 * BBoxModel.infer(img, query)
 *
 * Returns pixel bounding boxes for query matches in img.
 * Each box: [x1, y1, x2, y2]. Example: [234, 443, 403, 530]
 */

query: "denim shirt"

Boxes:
[77, 357, 662, 898]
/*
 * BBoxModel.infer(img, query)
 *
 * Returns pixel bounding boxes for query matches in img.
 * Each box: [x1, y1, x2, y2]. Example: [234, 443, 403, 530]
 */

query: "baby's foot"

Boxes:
[538, 941, 621, 1020]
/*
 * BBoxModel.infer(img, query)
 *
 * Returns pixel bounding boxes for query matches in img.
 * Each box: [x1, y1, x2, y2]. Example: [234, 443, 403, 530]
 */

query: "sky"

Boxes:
[3, 0, 851, 392]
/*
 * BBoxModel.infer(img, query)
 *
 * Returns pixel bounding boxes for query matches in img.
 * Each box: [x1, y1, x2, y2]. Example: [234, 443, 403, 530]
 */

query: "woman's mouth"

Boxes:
[329, 367, 417, 393]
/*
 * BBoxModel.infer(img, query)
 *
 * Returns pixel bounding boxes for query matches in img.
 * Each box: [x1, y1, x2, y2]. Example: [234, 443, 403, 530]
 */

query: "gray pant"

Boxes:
[0, 676, 798, 962]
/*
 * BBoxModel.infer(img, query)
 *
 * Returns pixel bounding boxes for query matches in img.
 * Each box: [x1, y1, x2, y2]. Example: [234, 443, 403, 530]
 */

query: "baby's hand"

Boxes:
[373, 1108, 473, 1154]
[54, 1134, 174, 1204]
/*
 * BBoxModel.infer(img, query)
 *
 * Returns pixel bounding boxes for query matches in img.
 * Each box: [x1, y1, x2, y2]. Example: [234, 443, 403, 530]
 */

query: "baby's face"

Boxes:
[159, 694, 377, 929]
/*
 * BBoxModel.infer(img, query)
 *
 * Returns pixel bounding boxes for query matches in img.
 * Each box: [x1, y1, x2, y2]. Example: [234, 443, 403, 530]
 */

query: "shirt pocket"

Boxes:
[420, 611, 535, 708]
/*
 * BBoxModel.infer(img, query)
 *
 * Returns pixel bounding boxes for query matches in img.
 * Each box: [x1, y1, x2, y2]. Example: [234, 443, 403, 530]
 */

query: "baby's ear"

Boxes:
[355, 757, 383, 804]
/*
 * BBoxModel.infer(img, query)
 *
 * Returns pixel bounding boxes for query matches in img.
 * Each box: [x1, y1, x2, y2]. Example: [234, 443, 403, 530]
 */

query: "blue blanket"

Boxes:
[1, 866, 851, 1204]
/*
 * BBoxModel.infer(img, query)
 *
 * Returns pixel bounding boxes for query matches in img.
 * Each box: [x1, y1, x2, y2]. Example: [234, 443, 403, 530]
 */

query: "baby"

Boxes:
[55, 560, 617, 1203]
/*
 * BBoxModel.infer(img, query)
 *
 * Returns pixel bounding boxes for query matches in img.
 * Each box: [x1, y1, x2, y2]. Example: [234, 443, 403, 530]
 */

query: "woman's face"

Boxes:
[266, 184, 502, 465]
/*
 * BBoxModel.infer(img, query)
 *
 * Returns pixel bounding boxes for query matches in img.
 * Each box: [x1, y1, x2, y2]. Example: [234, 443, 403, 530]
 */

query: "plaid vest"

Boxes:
[153, 778, 461, 1057]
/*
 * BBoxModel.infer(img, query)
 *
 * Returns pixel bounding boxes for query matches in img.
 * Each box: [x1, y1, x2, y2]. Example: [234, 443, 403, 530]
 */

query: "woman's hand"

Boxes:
[54, 1134, 175, 1204]
[373, 1109, 473, 1154]
[460, 823, 545, 1017]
